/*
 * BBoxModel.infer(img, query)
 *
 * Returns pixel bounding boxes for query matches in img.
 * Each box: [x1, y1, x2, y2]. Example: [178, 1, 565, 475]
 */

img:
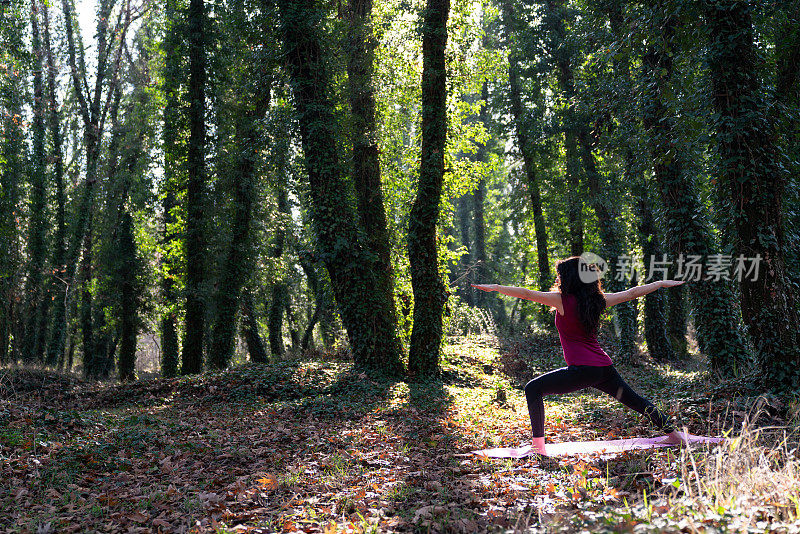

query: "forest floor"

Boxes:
[2, 331, 800, 533]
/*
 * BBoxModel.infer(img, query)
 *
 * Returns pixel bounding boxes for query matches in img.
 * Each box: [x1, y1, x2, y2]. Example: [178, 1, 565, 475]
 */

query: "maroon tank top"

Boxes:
[554, 293, 612, 366]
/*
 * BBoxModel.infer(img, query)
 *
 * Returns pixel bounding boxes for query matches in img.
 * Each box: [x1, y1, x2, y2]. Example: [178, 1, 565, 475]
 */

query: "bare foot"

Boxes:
[659, 430, 692, 446]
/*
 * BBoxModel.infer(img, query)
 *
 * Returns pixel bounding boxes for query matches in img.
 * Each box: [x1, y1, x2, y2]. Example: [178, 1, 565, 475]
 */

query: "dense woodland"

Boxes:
[3, 0, 800, 531]
[1, 0, 799, 386]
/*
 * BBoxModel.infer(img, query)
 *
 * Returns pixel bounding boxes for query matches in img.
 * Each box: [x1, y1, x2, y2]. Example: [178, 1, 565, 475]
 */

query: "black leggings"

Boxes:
[524, 365, 675, 438]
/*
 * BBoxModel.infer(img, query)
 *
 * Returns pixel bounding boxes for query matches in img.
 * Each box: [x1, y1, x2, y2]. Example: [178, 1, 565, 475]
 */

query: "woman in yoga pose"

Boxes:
[473, 255, 689, 455]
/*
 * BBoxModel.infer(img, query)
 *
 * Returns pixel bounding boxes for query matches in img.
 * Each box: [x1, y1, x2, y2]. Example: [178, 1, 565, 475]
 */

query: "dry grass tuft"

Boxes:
[675, 406, 800, 527]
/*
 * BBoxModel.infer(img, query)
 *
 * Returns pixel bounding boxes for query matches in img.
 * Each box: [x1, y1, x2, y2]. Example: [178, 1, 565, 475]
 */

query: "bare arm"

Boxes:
[605, 280, 685, 307]
[472, 284, 561, 309]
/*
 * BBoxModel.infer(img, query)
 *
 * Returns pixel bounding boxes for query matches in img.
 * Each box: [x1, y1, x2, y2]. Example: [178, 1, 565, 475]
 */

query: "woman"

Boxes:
[473, 256, 689, 455]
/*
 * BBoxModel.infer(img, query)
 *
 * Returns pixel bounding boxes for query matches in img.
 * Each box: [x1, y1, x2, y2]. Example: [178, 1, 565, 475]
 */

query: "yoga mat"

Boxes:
[472, 434, 726, 458]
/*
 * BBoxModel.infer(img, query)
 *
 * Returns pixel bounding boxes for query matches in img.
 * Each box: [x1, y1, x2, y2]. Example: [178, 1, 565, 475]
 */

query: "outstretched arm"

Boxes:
[471, 284, 561, 309]
[605, 280, 685, 307]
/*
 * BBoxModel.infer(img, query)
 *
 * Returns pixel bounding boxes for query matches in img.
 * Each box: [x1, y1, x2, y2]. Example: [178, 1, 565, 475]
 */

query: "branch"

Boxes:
[61, 0, 90, 124]
[91, 0, 123, 122]
[99, 0, 134, 136]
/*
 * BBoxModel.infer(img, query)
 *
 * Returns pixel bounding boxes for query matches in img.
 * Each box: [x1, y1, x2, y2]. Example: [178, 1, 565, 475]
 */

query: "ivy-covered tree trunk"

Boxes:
[0, 54, 24, 365]
[93, 83, 125, 381]
[543, 0, 583, 257]
[117, 211, 137, 380]
[49, 0, 121, 369]
[209, 83, 271, 369]
[774, 1, 800, 295]
[774, 1, 800, 118]
[80, 214, 95, 378]
[665, 281, 689, 357]
[112, 74, 142, 382]
[640, 8, 749, 373]
[160, 0, 182, 378]
[600, 0, 678, 359]
[24, 1, 49, 364]
[285, 299, 300, 351]
[345, 0, 402, 330]
[241, 290, 268, 363]
[503, 15, 551, 294]
[41, 0, 65, 367]
[92, 296, 112, 379]
[268, 188, 289, 359]
[633, 179, 674, 361]
[563, 142, 583, 256]
[298, 249, 336, 350]
[274, 0, 404, 377]
[181, 0, 207, 375]
[578, 129, 637, 361]
[703, 0, 800, 387]
[267, 282, 287, 357]
[298, 253, 319, 350]
[301, 307, 319, 350]
[50, 148, 101, 368]
[407, 0, 450, 377]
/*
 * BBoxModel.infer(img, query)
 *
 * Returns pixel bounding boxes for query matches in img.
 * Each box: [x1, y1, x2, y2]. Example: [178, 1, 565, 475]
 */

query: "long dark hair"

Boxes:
[549, 256, 607, 337]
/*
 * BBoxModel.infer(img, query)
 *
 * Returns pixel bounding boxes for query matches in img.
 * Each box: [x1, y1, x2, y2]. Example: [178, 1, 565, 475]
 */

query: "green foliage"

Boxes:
[443, 294, 495, 337]
[0, 0, 795, 385]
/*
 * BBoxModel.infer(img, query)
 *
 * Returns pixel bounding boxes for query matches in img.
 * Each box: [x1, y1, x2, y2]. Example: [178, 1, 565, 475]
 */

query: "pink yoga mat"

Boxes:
[472, 434, 726, 458]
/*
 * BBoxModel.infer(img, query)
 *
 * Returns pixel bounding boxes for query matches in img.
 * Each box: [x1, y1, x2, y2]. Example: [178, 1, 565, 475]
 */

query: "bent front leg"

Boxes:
[523, 366, 601, 438]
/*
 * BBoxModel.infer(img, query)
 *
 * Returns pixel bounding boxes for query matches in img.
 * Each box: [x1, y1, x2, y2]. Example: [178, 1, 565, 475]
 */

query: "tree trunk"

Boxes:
[99, 83, 124, 381]
[602, 0, 682, 360]
[407, 0, 450, 377]
[633, 179, 674, 361]
[703, 0, 800, 387]
[116, 209, 138, 381]
[665, 271, 689, 358]
[578, 127, 637, 360]
[268, 188, 289, 358]
[93, 300, 112, 379]
[345, 0, 401, 330]
[774, 1, 800, 299]
[80, 214, 95, 378]
[41, 0, 65, 367]
[0, 57, 25, 365]
[209, 82, 271, 368]
[640, 7, 749, 373]
[181, 0, 208, 375]
[542, 0, 583, 257]
[299, 249, 334, 350]
[24, 1, 49, 364]
[301, 306, 320, 351]
[67, 330, 75, 373]
[161, 0, 182, 378]
[268, 283, 287, 358]
[50, 0, 124, 369]
[111, 83, 139, 381]
[285, 299, 300, 352]
[241, 291, 268, 363]
[774, 1, 800, 109]
[275, 0, 404, 377]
